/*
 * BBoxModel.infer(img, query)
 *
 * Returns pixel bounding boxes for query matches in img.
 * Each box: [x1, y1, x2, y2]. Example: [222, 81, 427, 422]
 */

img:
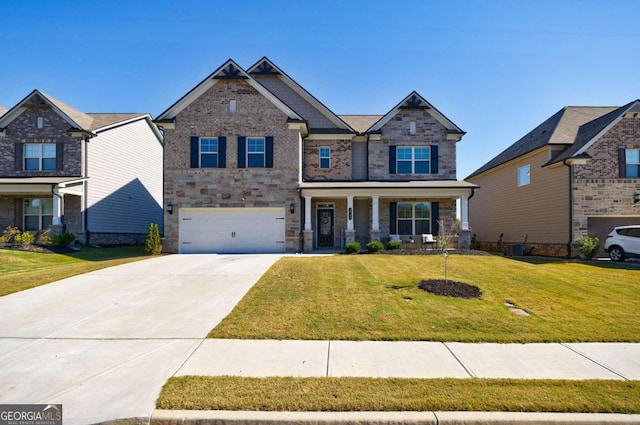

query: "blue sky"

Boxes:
[1, 0, 639, 178]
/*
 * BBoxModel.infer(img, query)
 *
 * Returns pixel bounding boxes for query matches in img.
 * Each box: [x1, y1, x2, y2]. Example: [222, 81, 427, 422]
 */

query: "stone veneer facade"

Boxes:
[303, 138, 352, 181]
[572, 116, 640, 240]
[163, 80, 302, 253]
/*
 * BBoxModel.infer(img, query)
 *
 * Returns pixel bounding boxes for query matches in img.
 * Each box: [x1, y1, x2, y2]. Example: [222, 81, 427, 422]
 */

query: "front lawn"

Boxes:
[209, 255, 640, 342]
[158, 376, 640, 413]
[0, 245, 151, 296]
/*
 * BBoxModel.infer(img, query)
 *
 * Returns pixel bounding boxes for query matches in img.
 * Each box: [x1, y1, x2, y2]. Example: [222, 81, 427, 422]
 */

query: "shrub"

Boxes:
[14, 231, 35, 246]
[51, 232, 75, 247]
[145, 223, 163, 255]
[386, 240, 402, 250]
[344, 242, 361, 254]
[366, 241, 384, 253]
[35, 229, 52, 246]
[0, 226, 21, 244]
[578, 236, 599, 260]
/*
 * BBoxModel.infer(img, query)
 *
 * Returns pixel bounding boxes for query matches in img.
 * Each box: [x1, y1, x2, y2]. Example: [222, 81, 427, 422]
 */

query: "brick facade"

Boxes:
[303, 139, 352, 181]
[163, 79, 302, 253]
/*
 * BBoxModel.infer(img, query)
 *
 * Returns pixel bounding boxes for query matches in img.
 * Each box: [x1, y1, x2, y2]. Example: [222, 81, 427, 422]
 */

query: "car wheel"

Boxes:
[609, 246, 625, 262]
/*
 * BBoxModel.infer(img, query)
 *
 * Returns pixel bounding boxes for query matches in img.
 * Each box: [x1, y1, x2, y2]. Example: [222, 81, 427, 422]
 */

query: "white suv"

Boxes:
[604, 225, 640, 261]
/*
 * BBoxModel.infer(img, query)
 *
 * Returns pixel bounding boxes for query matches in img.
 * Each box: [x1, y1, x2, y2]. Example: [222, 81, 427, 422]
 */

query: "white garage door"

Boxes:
[179, 207, 286, 254]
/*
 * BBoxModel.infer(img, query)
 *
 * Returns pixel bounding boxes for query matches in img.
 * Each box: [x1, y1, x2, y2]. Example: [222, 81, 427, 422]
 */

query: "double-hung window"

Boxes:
[397, 202, 431, 235]
[319, 146, 330, 169]
[247, 137, 265, 168]
[24, 198, 53, 231]
[24, 143, 56, 171]
[625, 149, 640, 178]
[200, 138, 218, 168]
[397, 146, 430, 174]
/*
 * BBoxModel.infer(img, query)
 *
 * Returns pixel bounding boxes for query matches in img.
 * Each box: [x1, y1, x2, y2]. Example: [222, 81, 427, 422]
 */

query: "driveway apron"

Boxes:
[0, 254, 282, 425]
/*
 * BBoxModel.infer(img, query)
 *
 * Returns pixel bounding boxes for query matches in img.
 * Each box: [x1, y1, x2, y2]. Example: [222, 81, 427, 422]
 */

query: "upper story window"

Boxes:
[24, 143, 56, 171]
[518, 164, 531, 186]
[625, 149, 639, 178]
[24, 198, 53, 231]
[200, 138, 219, 168]
[319, 146, 330, 169]
[237, 136, 273, 169]
[397, 146, 430, 174]
[397, 202, 431, 235]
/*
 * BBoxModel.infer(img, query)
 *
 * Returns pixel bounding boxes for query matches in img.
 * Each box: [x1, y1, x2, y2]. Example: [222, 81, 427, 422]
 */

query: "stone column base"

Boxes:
[370, 229, 381, 242]
[459, 229, 471, 250]
[303, 230, 314, 253]
[48, 224, 63, 236]
[345, 229, 356, 244]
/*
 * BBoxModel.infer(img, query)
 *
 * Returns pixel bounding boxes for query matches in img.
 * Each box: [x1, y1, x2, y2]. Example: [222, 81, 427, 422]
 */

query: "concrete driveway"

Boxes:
[0, 254, 283, 425]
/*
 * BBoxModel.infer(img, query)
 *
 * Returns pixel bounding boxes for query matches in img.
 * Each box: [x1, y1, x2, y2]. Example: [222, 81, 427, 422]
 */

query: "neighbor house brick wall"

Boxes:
[163, 79, 302, 253]
[0, 108, 82, 177]
[303, 138, 352, 181]
[572, 116, 640, 241]
[368, 110, 456, 180]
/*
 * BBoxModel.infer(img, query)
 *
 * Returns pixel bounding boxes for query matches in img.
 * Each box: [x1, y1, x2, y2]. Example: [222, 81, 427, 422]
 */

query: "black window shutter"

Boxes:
[265, 136, 274, 168]
[390, 202, 397, 234]
[218, 136, 227, 168]
[389, 146, 396, 174]
[15, 143, 23, 171]
[237, 136, 246, 168]
[56, 143, 64, 171]
[431, 145, 439, 174]
[190, 137, 199, 168]
[618, 148, 626, 178]
[432, 202, 439, 235]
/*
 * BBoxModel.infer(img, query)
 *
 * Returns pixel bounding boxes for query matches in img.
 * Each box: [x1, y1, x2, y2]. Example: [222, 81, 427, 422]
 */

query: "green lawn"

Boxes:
[0, 245, 152, 296]
[158, 377, 640, 413]
[209, 255, 640, 342]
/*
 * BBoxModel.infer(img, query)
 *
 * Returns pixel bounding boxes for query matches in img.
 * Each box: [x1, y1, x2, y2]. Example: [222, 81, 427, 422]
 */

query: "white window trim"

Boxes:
[396, 146, 431, 174]
[319, 146, 330, 169]
[518, 164, 531, 186]
[199, 137, 218, 168]
[24, 143, 56, 171]
[397, 202, 432, 236]
[247, 137, 266, 168]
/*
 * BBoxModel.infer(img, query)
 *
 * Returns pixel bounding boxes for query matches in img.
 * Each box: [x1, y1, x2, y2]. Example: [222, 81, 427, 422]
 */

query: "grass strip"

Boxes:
[158, 376, 640, 413]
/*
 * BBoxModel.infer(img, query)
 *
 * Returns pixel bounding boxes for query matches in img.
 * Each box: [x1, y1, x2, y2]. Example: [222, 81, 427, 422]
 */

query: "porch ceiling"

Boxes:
[298, 180, 478, 198]
[0, 177, 87, 195]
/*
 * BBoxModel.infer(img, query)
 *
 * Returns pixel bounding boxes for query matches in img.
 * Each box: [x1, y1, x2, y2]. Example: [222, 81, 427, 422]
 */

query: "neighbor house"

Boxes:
[0, 90, 163, 244]
[467, 100, 640, 256]
[156, 57, 476, 253]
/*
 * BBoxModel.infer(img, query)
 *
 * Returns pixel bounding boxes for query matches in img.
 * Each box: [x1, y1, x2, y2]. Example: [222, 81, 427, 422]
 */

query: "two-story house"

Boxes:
[0, 90, 163, 245]
[467, 100, 640, 256]
[156, 57, 477, 254]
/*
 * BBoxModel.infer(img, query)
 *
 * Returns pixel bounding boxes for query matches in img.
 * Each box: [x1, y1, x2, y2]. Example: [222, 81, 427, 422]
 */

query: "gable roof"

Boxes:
[466, 105, 618, 179]
[366, 91, 465, 137]
[248, 57, 354, 132]
[156, 58, 303, 122]
[339, 115, 382, 133]
[546, 100, 640, 166]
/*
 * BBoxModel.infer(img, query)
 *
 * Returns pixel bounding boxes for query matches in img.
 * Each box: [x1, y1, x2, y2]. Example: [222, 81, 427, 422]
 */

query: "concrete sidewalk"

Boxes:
[177, 339, 640, 380]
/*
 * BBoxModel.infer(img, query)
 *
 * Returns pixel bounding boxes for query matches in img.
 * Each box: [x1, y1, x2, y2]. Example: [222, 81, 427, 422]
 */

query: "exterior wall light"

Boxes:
[289, 202, 295, 214]
[634, 193, 640, 204]
[167, 203, 173, 214]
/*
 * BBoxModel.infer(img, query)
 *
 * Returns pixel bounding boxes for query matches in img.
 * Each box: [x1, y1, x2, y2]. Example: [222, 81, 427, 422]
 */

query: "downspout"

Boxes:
[562, 159, 573, 258]
[83, 136, 90, 245]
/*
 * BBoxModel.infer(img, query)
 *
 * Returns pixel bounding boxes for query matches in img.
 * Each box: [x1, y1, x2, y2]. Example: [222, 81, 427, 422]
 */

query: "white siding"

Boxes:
[86, 119, 163, 233]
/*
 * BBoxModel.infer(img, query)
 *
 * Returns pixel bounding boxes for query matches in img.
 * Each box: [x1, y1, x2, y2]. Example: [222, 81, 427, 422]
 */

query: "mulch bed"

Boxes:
[0, 243, 77, 254]
[417, 279, 482, 299]
[379, 249, 492, 256]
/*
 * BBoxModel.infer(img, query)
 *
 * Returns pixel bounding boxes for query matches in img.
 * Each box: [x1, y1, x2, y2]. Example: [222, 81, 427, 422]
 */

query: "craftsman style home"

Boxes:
[0, 90, 163, 245]
[467, 100, 640, 256]
[157, 57, 477, 253]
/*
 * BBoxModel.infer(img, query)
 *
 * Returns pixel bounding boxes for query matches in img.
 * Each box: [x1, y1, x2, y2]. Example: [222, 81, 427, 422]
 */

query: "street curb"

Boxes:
[150, 410, 640, 425]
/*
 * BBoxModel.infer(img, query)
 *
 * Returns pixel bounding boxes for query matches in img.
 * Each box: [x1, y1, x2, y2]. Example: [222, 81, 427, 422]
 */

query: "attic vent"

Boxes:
[409, 121, 416, 135]
[37, 117, 44, 128]
[230, 100, 236, 113]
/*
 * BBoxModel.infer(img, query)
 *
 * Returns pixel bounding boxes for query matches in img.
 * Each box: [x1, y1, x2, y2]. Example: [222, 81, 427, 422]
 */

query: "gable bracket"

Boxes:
[398, 94, 430, 110]
[213, 63, 248, 80]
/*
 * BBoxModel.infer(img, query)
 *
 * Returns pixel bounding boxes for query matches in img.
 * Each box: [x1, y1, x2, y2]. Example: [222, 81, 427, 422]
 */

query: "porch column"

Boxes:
[371, 195, 381, 241]
[52, 192, 62, 226]
[303, 196, 313, 252]
[459, 194, 471, 250]
[345, 195, 355, 243]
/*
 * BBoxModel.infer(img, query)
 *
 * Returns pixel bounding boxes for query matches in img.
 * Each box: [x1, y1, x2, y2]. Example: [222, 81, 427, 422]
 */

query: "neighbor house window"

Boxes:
[518, 164, 530, 186]
[397, 202, 431, 235]
[626, 149, 640, 178]
[24, 143, 56, 171]
[397, 146, 430, 174]
[319, 146, 330, 169]
[24, 198, 53, 231]
[200, 138, 218, 168]
[247, 137, 265, 167]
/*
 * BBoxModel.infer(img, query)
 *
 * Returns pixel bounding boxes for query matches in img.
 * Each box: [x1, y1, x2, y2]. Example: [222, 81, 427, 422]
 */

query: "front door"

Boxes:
[317, 209, 334, 247]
